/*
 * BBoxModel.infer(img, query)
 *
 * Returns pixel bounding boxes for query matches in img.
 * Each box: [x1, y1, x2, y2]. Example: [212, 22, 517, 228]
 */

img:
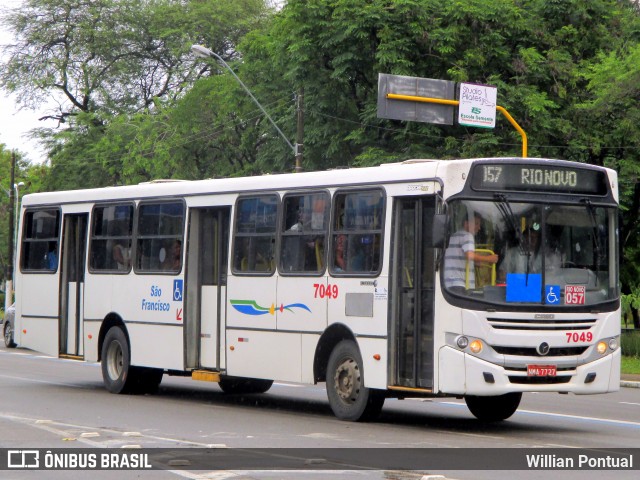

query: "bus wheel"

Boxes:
[101, 326, 137, 394]
[465, 392, 522, 421]
[4, 321, 16, 348]
[135, 367, 163, 394]
[218, 376, 273, 394]
[326, 340, 385, 422]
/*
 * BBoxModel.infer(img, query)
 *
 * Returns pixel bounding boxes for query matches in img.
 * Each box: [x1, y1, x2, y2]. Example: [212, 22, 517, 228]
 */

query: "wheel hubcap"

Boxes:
[106, 341, 123, 380]
[4, 324, 12, 344]
[334, 358, 361, 404]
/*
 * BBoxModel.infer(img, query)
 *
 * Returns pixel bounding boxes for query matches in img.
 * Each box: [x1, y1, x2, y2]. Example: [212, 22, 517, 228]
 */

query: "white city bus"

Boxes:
[13, 157, 620, 421]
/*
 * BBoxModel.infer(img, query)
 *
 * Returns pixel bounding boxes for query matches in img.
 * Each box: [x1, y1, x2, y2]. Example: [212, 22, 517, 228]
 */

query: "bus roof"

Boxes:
[21, 157, 615, 207]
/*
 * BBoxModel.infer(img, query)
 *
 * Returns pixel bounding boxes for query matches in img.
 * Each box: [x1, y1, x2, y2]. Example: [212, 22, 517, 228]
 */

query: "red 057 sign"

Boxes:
[565, 285, 585, 305]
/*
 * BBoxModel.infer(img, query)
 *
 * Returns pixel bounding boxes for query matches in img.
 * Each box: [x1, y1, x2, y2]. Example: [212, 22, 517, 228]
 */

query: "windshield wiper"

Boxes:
[494, 194, 529, 258]
[494, 194, 533, 279]
[582, 198, 602, 285]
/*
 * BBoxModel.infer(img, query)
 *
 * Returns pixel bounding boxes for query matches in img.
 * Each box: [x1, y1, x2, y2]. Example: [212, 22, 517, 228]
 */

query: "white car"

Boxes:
[3, 303, 16, 348]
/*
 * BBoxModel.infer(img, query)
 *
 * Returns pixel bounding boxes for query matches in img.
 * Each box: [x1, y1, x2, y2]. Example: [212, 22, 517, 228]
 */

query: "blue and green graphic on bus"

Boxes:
[230, 300, 311, 316]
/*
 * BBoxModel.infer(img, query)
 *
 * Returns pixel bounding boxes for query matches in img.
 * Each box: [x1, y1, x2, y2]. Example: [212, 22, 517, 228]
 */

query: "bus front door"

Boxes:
[59, 213, 88, 358]
[185, 207, 230, 370]
[391, 197, 436, 389]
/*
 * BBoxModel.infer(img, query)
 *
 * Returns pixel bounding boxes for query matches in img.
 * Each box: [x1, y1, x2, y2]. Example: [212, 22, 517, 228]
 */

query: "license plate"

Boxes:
[527, 365, 557, 377]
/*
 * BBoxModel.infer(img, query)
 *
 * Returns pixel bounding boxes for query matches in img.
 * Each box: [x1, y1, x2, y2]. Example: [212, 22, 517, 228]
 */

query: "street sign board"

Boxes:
[458, 82, 497, 128]
[377, 73, 455, 125]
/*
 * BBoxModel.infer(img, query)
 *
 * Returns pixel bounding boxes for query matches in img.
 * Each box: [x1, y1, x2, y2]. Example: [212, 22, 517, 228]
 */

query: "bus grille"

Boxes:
[492, 346, 588, 357]
[508, 376, 572, 385]
[487, 317, 597, 331]
[506, 366, 574, 384]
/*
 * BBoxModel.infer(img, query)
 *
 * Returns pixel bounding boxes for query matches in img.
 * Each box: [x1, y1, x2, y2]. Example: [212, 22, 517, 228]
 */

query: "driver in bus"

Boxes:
[444, 212, 498, 293]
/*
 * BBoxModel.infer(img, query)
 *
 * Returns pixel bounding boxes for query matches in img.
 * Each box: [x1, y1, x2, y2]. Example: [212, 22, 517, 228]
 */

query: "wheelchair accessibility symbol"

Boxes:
[173, 279, 183, 302]
[545, 285, 560, 305]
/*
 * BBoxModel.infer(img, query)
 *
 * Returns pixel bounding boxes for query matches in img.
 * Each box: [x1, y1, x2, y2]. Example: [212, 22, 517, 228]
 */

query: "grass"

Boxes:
[622, 355, 640, 375]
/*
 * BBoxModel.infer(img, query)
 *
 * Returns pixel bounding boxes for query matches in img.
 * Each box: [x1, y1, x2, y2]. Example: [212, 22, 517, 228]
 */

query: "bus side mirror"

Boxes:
[431, 214, 446, 248]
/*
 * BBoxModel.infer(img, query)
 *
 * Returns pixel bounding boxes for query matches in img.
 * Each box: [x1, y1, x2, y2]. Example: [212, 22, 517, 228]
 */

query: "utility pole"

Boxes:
[5, 151, 16, 312]
[295, 88, 304, 173]
[191, 45, 303, 173]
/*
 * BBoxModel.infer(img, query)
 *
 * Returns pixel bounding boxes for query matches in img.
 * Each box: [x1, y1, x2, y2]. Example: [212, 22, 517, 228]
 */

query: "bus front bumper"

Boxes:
[438, 346, 621, 396]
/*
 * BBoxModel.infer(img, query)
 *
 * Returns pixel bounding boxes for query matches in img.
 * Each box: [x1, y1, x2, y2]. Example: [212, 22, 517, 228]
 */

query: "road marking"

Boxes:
[0, 373, 88, 388]
[438, 401, 640, 429]
[456, 431, 504, 440]
[517, 409, 640, 428]
[620, 401, 640, 406]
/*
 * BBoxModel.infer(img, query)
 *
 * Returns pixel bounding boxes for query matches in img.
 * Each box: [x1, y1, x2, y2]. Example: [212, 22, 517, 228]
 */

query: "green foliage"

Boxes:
[621, 332, 640, 359]
[0, 0, 271, 189]
[0, 145, 36, 282]
[239, 0, 640, 171]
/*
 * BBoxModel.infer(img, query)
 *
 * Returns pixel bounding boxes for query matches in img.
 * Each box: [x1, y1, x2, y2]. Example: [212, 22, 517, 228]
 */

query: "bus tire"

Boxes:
[134, 367, 163, 394]
[4, 321, 16, 348]
[101, 326, 138, 394]
[465, 392, 522, 422]
[326, 340, 385, 422]
[218, 376, 273, 394]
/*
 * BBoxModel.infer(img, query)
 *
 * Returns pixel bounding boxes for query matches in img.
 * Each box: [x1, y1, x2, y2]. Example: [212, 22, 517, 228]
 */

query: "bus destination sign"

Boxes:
[471, 163, 608, 195]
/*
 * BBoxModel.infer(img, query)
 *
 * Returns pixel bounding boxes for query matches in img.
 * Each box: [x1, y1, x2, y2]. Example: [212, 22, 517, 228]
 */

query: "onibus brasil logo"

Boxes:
[230, 300, 311, 316]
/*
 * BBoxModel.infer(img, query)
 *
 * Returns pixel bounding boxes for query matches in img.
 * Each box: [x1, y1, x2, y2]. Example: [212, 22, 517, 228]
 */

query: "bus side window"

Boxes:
[89, 204, 134, 273]
[21, 209, 61, 272]
[279, 191, 329, 274]
[330, 189, 384, 276]
[135, 202, 185, 274]
[233, 195, 278, 275]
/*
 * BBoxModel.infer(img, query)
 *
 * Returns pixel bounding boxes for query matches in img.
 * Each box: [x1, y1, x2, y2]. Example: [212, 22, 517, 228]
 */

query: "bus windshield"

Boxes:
[443, 199, 618, 308]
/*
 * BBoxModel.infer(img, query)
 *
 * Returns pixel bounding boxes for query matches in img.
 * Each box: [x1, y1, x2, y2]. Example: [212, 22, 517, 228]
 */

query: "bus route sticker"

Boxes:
[565, 285, 585, 305]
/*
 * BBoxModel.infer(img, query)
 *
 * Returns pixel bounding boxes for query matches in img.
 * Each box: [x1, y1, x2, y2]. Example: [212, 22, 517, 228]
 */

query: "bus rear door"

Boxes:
[185, 207, 230, 370]
[59, 213, 88, 358]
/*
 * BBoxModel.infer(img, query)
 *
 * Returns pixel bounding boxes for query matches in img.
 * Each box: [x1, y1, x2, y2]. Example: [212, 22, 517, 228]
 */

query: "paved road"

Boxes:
[1, 346, 638, 480]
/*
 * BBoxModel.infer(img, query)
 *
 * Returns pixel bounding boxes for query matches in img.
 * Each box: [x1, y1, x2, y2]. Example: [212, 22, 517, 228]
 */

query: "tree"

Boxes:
[249, 0, 640, 170]
[0, 145, 40, 283]
[0, 0, 270, 188]
[578, 42, 640, 327]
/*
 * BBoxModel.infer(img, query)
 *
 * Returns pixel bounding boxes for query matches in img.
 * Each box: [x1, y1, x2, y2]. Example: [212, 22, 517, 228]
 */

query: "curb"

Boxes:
[621, 381, 640, 389]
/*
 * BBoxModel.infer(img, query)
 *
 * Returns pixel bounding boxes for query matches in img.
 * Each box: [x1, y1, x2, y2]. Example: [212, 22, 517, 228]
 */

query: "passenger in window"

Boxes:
[334, 234, 346, 271]
[289, 209, 319, 269]
[289, 209, 309, 231]
[45, 242, 58, 270]
[349, 236, 368, 271]
[499, 224, 562, 282]
[161, 239, 182, 271]
[112, 242, 131, 270]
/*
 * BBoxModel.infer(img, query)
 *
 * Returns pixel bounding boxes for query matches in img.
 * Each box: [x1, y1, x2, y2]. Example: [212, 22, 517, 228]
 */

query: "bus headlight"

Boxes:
[469, 340, 483, 354]
[448, 333, 487, 356]
[456, 336, 469, 349]
[595, 336, 619, 355]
